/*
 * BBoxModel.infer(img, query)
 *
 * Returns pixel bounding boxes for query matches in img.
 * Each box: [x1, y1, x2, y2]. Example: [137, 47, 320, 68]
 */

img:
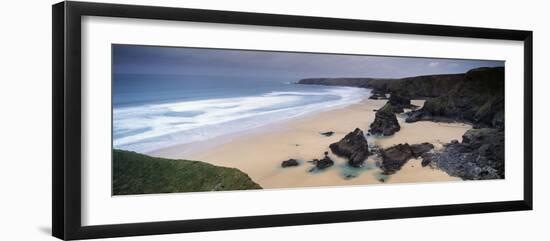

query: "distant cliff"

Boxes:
[298, 67, 504, 128]
[298, 77, 388, 88]
[298, 73, 465, 98]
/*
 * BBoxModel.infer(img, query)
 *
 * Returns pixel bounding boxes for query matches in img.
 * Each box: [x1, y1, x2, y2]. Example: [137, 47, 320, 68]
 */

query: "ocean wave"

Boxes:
[113, 86, 370, 152]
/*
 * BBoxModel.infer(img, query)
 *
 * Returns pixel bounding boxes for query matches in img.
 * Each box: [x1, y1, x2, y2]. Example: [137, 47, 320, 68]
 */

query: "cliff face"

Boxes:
[406, 67, 504, 128]
[379, 74, 465, 98]
[298, 73, 465, 98]
[298, 67, 504, 128]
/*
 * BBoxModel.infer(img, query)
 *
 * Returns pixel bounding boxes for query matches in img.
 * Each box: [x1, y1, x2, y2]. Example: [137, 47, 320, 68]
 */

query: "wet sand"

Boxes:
[151, 99, 468, 189]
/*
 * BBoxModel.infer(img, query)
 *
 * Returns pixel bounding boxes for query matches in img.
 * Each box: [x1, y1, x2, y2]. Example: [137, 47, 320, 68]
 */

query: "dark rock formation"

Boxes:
[308, 152, 334, 172]
[420, 153, 435, 167]
[329, 128, 370, 167]
[421, 128, 504, 180]
[320, 131, 334, 137]
[406, 67, 504, 129]
[281, 159, 299, 168]
[378, 142, 435, 174]
[379, 144, 414, 174]
[388, 91, 412, 113]
[369, 103, 400, 136]
[410, 142, 434, 158]
[368, 74, 466, 98]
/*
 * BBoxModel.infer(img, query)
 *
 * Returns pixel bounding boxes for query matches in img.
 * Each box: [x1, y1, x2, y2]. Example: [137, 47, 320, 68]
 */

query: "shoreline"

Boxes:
[151, 98, 471, 189]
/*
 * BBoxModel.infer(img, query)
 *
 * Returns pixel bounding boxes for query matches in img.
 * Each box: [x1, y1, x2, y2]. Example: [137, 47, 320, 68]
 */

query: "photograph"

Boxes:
[111, 44, 505, 195]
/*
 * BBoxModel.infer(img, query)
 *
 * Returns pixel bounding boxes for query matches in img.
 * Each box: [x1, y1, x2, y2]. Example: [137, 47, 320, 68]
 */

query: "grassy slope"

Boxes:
[113, 149, 261, 195]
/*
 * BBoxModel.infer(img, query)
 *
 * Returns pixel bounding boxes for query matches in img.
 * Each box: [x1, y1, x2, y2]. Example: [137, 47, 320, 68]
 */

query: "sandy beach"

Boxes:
[151, 98, 470, 189]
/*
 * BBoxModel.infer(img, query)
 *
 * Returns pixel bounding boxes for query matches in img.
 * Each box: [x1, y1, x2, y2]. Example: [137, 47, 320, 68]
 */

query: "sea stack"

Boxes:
[369, 103, 401, 136]
[329, 128, 370, 167]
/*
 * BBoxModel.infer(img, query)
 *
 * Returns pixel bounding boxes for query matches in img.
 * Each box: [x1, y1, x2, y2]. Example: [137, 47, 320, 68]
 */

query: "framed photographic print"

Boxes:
[52, 1, 533, 240]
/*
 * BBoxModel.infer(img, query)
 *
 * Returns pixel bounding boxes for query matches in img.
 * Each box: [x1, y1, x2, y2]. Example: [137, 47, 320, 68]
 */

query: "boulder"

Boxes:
[369, 103, 401, 136]
[281, 159, 299, 168]
[320, 131, 334, 137]
[410, 142, 434, 158]
[308, 152, 334, 171]
[379, 144, 414, 174]
[329, 128, 370, 167]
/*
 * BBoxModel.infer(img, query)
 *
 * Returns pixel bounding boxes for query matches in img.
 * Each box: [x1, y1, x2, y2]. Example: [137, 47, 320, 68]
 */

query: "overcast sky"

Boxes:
[113, 44, 504, 79]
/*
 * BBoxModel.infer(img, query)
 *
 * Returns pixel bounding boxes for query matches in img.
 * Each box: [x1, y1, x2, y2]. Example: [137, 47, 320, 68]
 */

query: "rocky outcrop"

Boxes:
[308, 152, 334, 172]
[406, 67, 505, 129]
[369, 103, 400, 136]
[329, 128, 370, 167]
[410, 142, 435, 157]
[378, 143, 434, 174]
[281, 159, 299, 168]
[379, 144, 414, 174]
[297, 73, 465, 99]
[421, 128, 504, 180]
[388, 91, 412, 113]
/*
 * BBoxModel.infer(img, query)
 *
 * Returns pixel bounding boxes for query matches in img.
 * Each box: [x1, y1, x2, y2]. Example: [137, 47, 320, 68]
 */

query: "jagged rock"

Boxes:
[369, 103, 400, 136]
[329, 128, 370, 167]
[379, 144, 414, 174]
[410, 142, 434, 158]
[320, 131, 334, 137]
[281, 159, 299, 168]
[308, 152, 334, 171]
[422, 128, 504, 180]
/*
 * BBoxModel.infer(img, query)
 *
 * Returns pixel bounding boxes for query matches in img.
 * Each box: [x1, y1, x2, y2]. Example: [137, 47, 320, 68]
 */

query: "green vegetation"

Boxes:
[112, 149, 262, 195]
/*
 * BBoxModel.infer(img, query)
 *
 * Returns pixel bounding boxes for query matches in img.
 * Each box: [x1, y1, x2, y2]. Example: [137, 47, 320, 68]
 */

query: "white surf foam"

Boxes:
[113, 86, 370, 152]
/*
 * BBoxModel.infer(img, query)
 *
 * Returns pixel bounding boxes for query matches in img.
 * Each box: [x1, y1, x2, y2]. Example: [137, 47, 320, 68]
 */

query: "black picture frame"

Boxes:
[52, 1, 533, 240]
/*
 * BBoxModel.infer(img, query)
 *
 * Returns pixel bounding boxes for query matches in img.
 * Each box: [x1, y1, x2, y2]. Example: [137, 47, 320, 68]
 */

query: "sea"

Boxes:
[113, 74, 370, 153]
